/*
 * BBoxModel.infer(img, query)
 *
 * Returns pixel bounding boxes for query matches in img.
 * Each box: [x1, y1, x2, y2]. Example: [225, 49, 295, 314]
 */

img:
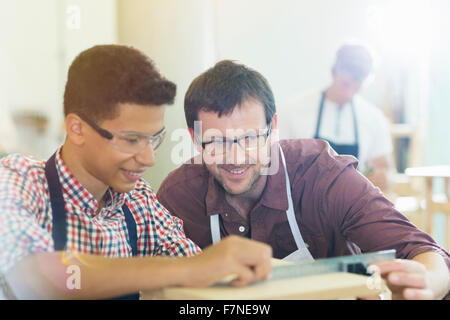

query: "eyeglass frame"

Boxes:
[77, 114, 166, 153]
[198, 125, 272, 155]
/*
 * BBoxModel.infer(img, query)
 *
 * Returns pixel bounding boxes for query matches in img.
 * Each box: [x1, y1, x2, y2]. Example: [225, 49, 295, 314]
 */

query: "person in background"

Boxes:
[278, 44, 394, 192]
[0, 45, 272, 300]
[157, 60, 449, 300]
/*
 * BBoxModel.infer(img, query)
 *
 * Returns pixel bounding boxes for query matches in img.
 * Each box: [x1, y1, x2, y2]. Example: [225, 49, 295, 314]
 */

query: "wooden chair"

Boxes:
[405, 167, 450, 251]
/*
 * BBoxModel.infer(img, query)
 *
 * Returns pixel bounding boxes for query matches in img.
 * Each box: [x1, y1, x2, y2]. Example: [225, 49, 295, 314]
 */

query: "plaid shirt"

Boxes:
[0, 148, 201, 297]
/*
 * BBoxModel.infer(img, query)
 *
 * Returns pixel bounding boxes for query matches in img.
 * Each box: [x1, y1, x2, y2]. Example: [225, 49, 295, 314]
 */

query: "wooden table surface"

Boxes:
[405, 166, 450, 178]
[140, 259, 387, 300]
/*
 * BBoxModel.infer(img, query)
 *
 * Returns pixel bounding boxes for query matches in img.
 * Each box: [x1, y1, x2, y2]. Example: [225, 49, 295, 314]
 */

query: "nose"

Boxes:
[226, 141, 247, 165]
[134, 144, 156, 167]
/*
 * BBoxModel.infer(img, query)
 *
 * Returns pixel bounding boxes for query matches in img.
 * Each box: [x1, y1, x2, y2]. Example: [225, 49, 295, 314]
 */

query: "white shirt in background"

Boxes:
[278, 90, 393, 172]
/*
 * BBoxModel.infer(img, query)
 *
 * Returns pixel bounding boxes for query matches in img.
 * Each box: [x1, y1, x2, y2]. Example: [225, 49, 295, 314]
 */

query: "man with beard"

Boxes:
[157, 60, 450, 300]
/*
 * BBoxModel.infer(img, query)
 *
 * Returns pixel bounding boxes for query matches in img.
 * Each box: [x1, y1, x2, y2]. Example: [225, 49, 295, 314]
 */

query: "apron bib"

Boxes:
[314, 91, 359, 159]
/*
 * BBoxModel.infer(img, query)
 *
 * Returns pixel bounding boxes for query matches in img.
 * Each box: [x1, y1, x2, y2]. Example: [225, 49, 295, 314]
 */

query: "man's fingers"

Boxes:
[217, 236, 272, 287]
[229, 265, 256, 287]
[387, 271, 428, 289]
[253, 256, 272, 281]
[403, 288, 434, 300]
[369, 259, 426, 275]
[223, 236, 272, 281]
[229, 251, 272, 286]
[233, 238, 272, 264]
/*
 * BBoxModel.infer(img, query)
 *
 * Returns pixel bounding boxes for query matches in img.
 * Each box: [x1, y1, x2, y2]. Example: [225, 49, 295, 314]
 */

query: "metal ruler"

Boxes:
[269, 250, 396, 281]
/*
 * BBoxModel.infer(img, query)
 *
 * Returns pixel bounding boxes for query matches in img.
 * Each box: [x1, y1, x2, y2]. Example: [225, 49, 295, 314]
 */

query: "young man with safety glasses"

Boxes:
[157, 60, 450, 300]
[0, 45, 272, 299]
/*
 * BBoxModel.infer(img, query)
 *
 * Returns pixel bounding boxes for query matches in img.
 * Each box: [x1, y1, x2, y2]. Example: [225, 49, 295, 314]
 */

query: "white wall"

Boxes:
[214, 0, 380, 106]
[118, 0, 216, 189]
[0, 0, 59, 116]
[0, 0, 117, 159]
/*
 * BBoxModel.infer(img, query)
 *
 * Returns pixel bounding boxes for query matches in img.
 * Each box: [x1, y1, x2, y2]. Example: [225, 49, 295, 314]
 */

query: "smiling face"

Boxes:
[78, 102, 165, 194]
[193, 98, 274, 196]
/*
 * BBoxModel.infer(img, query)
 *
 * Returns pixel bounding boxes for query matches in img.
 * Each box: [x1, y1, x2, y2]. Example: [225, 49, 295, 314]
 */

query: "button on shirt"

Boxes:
[157, 139, 450, 267]
[0, 148, 201, 277]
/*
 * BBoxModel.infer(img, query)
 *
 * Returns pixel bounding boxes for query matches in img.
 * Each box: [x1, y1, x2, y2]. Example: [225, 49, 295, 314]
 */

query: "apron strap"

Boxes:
[313, 91, 327, 139]
[279, 145, 310, 251]
[314, 92, 360, 159]
[45, 152, 67, 251]
[122, 204, 138, 256]
[210, 214, 221, 244]
[350, 100, 359, 147]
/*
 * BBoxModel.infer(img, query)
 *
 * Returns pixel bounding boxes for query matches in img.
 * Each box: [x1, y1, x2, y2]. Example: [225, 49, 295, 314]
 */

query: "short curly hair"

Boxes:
[63, 45, 176, 122]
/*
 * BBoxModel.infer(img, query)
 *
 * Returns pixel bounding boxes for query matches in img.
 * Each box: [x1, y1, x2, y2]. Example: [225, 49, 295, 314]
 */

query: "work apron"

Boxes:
[45, 152, 140, 300]
[314, 91, 359, 159]
[210, 145, 314, 263]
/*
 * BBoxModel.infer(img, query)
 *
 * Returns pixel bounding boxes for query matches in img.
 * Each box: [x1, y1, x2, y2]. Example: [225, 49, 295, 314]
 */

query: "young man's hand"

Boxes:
[369, 252, 450, 300]
[179, 235, 272, 288]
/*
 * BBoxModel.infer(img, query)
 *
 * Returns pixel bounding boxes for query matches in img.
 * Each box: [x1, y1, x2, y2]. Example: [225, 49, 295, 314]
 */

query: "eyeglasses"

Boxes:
[79, 114, 166, 154]
[199, 126, 272, 156]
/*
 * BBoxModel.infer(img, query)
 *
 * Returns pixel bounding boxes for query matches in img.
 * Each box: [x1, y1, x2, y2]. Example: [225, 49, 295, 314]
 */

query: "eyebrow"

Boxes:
[119, 127, 166, 137]
[205, 127, 269, 140]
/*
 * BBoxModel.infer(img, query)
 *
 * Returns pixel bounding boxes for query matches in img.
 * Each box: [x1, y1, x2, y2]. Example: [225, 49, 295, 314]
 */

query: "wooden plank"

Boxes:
[141, 259, 386, 300]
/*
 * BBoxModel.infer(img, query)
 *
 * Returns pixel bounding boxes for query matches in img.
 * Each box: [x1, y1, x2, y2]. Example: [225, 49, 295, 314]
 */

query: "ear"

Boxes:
[188, 127, 203, 153]
[271, 113, 278, 131]
[65, 114, 85, 146]
[269, 113, 279, 145]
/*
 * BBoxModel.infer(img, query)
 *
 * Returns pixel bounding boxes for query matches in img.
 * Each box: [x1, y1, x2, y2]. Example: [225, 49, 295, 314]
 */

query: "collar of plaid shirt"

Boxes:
[54, 147, 127, 215]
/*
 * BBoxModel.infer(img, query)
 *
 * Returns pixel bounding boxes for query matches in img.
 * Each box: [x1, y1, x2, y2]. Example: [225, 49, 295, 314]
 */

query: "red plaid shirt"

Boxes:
[0, 148, 201, 277]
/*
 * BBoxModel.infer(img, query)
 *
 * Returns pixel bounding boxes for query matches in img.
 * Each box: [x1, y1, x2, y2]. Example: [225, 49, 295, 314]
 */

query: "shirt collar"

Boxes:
[259, 143, 289, 211]
[204, 142, 289, 216]
[54, 147, 127, 213]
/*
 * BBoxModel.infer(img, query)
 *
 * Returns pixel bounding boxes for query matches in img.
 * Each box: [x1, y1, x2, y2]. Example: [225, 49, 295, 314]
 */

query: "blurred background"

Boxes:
[0, 0, 449, 249]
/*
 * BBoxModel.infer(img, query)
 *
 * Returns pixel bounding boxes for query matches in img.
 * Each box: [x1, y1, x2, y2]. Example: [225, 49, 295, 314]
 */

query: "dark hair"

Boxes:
[184, 60, 276, 129]
[64, 44, 176, 122]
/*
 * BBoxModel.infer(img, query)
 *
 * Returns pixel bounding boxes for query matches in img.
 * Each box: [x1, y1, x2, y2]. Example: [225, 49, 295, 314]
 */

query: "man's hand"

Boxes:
[180, 235, 272, 288]
[369, 252, 450, 300]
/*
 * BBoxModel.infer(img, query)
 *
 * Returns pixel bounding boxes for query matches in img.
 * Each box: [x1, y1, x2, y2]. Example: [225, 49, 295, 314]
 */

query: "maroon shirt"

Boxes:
[157, 139, 450, 267]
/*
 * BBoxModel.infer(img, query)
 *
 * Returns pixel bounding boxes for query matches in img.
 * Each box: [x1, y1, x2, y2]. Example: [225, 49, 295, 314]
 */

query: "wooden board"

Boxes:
[141, 259, 386, 300]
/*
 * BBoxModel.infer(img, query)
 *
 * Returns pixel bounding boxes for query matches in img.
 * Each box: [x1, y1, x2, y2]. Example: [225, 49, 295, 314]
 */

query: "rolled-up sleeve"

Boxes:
[323, 163, 450, 267]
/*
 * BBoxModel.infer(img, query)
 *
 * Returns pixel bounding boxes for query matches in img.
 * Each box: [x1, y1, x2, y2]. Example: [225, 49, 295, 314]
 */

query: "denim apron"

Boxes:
[314, 91, 359, 158]
[210, 145, 314, 263]
[45, 153, 139, 300]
